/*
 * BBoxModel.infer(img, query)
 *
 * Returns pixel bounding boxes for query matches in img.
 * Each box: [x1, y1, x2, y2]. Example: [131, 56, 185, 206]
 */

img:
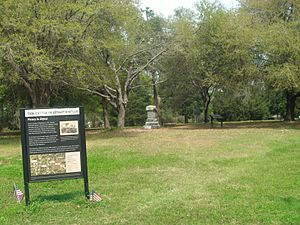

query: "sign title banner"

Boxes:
[25, 108, 80, 118]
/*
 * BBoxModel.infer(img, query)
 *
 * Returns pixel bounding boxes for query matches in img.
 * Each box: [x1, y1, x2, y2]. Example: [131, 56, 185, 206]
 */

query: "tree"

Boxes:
[125, 75, 152, 126]
[142, 9, 169, 125]
[71, 1, 167, 128]
[240, 0, 300, 121]
[0, 0, 102, 108]
[159, 7, 200, 123]
[264, 22, 300, 121]
[162, 2, 253, 122]
[213, 81, 271, 121]
[0, 78, 29, 130]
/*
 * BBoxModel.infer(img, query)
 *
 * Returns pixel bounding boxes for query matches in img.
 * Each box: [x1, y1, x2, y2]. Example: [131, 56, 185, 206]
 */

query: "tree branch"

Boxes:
[130, 79, 167, 90]
[127, 49, 168, 89]
[104, 84, 117, 99]
[115, 45, 166, 73]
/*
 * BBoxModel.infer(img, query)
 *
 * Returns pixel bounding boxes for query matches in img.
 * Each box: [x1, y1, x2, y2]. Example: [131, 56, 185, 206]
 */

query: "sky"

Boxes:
[140, 0, 239, 17]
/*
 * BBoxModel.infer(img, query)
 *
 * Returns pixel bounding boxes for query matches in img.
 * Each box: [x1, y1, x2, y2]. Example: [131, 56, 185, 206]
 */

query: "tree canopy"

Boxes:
[0, 0, 299, 130]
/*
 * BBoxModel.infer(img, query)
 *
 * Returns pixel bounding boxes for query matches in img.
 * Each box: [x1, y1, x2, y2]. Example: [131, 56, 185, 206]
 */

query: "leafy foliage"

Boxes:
[0, 0, 299, 128]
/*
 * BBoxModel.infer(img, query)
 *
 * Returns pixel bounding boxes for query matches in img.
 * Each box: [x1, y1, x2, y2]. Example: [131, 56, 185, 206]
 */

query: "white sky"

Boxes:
[140, 0, 239, 17]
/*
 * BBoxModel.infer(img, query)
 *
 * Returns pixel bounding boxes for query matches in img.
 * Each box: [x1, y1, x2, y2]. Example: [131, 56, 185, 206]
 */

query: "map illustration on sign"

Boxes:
[30, 153, 66, 176]
[29, 152, 81, 176]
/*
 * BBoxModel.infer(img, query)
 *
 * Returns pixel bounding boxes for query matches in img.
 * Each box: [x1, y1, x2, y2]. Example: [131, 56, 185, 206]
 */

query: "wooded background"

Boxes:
[1, 0, 299, 129]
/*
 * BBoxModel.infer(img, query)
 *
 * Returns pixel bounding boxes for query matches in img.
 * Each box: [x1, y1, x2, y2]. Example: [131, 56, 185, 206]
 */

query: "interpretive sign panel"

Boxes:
[20, 107, 89, 205]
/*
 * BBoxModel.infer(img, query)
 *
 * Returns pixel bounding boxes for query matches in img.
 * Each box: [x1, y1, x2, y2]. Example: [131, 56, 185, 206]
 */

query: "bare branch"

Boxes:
[20, 76, 33, 94]
[104, 84, 117, 93]
[81, 14, 95, 39]
[128, 48, 168, 87]
[115, 45, 166, 73]
[80, 87, 107, 98]
[115, 49, 150, 73]
[63, 80, 108, 98]
[104, 84, 117, 99]
[154, 79, 167, 86]
[130, 79, 168, 90]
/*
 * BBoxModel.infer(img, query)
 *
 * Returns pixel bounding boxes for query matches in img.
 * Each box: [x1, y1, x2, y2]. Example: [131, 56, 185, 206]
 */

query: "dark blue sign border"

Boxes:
[20, 107, 89, 205]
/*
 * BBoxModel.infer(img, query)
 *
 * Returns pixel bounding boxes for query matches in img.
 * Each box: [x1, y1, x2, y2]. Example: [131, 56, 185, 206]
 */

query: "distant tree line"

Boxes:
[0, 0, 299, 130]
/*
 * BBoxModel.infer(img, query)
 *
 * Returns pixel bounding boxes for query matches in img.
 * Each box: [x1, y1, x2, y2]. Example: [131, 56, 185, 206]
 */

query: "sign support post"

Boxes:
[79, 107, 89, 199]
[20, 109, 30, 205]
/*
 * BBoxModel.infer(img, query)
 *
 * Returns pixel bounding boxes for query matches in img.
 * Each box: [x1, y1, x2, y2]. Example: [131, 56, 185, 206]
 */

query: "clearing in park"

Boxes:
[0, 121, 299, 224]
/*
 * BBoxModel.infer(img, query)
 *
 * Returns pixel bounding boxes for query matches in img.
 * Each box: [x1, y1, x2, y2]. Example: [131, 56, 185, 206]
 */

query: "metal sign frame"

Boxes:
[20, 107, 89, 205]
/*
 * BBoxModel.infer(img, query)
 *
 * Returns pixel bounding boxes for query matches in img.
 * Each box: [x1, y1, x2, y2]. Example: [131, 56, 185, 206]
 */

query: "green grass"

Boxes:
[0, 122, 300, 224]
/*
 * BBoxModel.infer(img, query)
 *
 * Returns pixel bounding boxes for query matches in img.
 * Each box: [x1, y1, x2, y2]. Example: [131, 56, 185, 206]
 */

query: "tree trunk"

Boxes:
[102, 97, 110, 129]
[25, 80, 51, 108]
[184, 115, 188, 123]
[204, 102, 209, 123]
[92, 113, 96, 128]
[30, 91, 50, 108]
[0, 104, 3, 131]
[201, 88, 212, 123]
[152, 76, 162, 125]
[117, 103, 126, 128]
[203, 96, 211, 123]
[285, 91, 297, 121]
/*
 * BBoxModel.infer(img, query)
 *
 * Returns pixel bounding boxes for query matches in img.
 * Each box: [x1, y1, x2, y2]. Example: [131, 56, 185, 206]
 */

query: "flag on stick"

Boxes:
[13, 184, 24, 203]
[89, 190, 102, 202]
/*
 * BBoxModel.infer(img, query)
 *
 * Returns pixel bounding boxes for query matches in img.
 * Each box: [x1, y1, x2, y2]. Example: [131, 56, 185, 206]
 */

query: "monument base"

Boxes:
[144, 121, 160, 129]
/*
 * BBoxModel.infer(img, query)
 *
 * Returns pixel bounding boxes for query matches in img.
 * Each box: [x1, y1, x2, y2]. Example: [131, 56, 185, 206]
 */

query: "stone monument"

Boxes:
[144, 105, 160, 129]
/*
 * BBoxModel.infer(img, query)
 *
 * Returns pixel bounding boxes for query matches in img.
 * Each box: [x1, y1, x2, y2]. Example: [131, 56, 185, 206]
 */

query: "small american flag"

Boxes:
[13, 184, 24, 203]
[89, 190, 102, 202]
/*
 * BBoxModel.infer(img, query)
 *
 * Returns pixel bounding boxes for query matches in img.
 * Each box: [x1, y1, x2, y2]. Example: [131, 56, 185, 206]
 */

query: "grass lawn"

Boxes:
[0, 121, 299, 224]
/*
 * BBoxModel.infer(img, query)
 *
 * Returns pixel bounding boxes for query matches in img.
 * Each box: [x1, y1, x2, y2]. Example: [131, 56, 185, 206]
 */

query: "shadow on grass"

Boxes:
[0, 127, 142, 140]
[36, 191, 84, 202]
[0, 135, 20, 142]
[1, 121, 300, 141]
[87, 128, 144, 140]
[169, 121, 300, 130]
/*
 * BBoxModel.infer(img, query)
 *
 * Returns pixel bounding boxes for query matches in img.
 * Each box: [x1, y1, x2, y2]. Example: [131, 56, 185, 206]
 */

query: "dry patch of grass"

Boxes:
[0, 137, 21, 158]
[0, 122, 299, 224]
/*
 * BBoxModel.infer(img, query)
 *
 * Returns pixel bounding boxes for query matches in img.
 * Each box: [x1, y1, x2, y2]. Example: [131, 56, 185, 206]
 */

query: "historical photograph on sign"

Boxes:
[59, 121, 79, 136]
[30, 153, 66, 176]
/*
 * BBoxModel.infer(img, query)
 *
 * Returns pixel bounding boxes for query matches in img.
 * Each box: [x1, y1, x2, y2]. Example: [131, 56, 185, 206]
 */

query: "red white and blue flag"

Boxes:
[13, 184, 24, 203]
[89, 190, 102, 202]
